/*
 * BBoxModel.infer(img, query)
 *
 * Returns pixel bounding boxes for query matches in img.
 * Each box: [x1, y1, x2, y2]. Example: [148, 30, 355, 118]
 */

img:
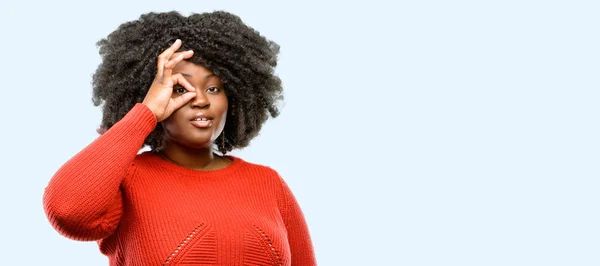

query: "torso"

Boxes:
[97, 152, 292, 266]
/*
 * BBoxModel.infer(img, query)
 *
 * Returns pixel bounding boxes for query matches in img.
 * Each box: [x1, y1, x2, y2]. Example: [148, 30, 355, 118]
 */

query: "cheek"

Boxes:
[161, 120, 176, 136]
[162, 116, 185, 136]
[217, 97, 229, 119]
[218, 107, 228, 127]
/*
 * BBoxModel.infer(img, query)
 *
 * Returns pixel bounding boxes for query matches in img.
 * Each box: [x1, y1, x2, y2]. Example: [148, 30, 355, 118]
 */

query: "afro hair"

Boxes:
[91, 10, 283, 154]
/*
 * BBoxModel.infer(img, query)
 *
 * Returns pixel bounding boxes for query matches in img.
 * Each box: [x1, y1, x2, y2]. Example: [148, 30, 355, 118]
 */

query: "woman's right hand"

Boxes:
[142, 39, 197, 122]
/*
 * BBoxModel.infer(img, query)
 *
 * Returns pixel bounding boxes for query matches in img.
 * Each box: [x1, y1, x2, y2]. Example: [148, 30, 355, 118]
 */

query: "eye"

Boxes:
[207, 87, 221, 93]
[173, 87, 187, 94]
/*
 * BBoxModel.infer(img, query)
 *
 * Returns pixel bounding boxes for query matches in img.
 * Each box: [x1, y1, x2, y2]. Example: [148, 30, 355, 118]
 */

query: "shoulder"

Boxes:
[233, 157, 292, 204]
[234, 156, 278, 174]
[132, 150, 156, 167]
[232, 156, 285, 184]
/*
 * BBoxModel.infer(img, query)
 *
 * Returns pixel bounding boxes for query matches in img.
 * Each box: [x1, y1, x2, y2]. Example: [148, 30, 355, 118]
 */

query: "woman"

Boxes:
[43, 10, 316, 266]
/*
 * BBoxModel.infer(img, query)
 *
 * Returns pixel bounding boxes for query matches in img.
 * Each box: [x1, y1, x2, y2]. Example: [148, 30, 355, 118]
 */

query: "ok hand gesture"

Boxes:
[142, 39, 197, 122]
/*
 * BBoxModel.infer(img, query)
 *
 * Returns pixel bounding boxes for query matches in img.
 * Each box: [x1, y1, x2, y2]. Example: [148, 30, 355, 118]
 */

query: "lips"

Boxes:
[190, 113, 214, 128]
[190, 119, 213, 128]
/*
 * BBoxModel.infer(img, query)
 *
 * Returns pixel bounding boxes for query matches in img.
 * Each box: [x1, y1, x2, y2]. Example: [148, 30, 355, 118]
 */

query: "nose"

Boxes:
[190, 89, 210, 109]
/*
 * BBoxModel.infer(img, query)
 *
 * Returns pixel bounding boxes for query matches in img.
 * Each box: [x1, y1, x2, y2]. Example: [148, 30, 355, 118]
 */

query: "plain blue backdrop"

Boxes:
[1, 0, 598, 265]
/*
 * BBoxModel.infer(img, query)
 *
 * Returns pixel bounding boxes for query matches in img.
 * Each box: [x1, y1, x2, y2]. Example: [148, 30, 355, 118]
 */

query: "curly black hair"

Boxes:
[91, 10, 283, 154]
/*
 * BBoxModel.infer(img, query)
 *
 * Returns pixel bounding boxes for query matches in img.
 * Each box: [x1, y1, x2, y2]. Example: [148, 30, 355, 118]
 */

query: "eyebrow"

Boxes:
[178, 73, 217, 79]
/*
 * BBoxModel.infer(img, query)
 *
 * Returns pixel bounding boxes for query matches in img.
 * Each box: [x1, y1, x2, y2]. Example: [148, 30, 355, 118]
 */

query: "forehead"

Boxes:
[172, 60, 214, 76]
[172, 61, 222, 84]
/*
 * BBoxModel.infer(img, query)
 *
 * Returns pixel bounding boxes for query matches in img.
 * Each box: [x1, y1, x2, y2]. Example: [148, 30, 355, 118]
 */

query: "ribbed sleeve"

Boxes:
[277, 176, 317, 265]
[43, 103, 157, 241]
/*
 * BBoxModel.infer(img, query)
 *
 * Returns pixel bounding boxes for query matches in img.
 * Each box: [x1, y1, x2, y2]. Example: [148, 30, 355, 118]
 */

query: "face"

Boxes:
[161, 60, 228, 149]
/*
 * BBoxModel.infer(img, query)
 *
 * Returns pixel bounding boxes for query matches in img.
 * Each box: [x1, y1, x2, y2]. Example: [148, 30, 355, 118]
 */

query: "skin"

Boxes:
[142, 39, 232, 170]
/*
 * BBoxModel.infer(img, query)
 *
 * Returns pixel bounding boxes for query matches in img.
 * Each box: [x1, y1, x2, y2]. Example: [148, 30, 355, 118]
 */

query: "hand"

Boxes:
[142, 39, 197, 122]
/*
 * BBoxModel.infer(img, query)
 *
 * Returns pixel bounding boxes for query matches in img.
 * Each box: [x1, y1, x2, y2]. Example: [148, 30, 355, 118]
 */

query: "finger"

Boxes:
[172, 73, 197, 93]
[157, 39, 182, 79]
[162, 50, 193, 79]
[164, 50, 193, 71]
[164, 74, 197, 113]
[170, 50, 194, 60]
[163, 53, 184, 79]
[169, 91, 198, 112]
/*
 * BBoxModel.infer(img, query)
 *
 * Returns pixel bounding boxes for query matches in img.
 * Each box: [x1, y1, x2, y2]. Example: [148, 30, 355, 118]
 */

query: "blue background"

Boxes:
[1, 0, 598, 265]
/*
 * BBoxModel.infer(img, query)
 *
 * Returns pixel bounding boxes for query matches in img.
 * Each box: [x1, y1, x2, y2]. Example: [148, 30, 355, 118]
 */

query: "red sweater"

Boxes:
[43, 103, 317, 266]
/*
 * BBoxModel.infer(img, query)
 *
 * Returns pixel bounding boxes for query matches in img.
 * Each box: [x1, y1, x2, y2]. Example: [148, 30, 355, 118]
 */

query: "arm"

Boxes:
[44, 39, 198, 241]
[43, 103, 156, 241]
[277, 175, 318, 265]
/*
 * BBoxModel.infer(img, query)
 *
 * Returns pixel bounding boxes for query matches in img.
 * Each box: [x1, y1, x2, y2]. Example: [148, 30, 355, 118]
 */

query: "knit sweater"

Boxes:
[43, 103, 317, 266]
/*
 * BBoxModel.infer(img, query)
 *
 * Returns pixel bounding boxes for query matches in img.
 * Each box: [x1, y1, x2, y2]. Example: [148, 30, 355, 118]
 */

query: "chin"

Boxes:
[186, 143, 213, 149]
[182, 132, 216, 146]
[163, 130, 215, 149]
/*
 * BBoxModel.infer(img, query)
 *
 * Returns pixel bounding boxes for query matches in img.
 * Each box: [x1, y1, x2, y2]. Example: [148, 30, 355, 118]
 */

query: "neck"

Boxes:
[156, 141, 228, 171]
